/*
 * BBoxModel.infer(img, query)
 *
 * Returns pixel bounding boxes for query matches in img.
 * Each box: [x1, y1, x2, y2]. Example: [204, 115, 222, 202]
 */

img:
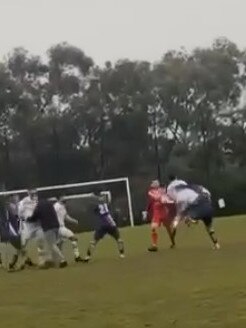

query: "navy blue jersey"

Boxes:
[0, 209, 20, 242]
[95, 203, 116, 227]
[31, 199, 59, 231]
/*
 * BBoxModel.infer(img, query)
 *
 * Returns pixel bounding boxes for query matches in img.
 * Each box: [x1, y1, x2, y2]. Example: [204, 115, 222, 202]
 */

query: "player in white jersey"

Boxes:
[54, 196, 83, 262]
[18, 189, 46, 266]
[167, 176, 220, 249]
[166, 175, 187, 199]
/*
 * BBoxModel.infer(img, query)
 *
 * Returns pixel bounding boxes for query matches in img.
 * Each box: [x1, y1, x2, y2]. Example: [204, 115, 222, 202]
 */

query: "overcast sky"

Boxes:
[0, 0, 245, 65]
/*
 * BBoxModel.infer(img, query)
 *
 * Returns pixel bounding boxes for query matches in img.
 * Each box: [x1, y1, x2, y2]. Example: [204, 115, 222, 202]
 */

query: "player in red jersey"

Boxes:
[145, 180, 176, 252]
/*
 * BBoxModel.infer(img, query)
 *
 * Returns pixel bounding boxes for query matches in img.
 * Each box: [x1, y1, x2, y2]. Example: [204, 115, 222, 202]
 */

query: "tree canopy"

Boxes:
[0, 38, 246, 216]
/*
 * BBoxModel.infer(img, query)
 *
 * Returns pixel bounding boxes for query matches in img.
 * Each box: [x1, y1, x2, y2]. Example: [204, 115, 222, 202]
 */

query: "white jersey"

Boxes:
[167, 179, 187, 200]
[54, 202, 67, 227]
[171, 188, 199, 214]
[18, 196, 37, 221]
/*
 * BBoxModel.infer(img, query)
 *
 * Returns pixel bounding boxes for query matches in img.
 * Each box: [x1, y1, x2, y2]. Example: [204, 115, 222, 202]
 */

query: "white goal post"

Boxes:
[0, 177, 135, 227]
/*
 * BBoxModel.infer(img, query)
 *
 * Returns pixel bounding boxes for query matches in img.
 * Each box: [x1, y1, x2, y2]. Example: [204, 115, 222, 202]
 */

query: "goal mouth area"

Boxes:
[0, 177, 134, 228]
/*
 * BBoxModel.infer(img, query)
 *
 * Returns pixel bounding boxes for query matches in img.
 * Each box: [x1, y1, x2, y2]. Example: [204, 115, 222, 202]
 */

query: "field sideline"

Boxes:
[1, 215, 246, 328]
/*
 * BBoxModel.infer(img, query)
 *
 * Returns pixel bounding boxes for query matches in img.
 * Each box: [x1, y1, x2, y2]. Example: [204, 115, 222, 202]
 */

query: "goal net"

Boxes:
[0, 177, 134, 233]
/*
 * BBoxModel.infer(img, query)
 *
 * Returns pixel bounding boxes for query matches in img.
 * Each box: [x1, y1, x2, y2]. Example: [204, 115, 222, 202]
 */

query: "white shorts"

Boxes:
[58, 227, 74, 240]
[21, 222, 44, 246]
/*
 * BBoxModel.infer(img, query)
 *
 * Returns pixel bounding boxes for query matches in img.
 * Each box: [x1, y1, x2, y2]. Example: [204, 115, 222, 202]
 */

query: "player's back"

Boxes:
[95, 202, 116, 227]
[32, 199, 59, 231]
[175, 188, 198, 204]
[167, 180, 187, 199]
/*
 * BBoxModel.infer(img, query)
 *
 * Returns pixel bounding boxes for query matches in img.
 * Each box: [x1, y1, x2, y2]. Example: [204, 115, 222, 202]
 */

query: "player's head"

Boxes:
[9, 194, 19, 204]
[150, 180, 160, 189]
[58, 195, 66, 204]
[99, 193, 108, 203]
[168, 174, 176, 182]
[28, 188, 38, 201]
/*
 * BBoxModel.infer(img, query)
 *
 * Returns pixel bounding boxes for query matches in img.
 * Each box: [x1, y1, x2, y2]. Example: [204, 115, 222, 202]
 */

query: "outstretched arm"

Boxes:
[65, 214, 78, 225]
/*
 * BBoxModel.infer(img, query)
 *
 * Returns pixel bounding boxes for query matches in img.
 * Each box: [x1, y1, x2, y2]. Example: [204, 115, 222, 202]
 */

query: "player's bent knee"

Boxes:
[151, 223, 158, 230]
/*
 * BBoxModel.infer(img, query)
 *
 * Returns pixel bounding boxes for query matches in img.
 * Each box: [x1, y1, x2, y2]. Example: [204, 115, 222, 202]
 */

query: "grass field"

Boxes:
[1, 216, 246, 328]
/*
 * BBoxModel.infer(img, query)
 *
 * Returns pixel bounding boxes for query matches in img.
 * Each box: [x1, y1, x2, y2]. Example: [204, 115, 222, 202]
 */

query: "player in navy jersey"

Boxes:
[0, 195, 28, 271]
[84, 192, 125, 261]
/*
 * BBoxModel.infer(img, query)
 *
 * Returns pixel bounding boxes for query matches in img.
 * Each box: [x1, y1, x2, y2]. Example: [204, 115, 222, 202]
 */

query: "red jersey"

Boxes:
[147, 187, 163, 215]
[147, 187, 175, 224]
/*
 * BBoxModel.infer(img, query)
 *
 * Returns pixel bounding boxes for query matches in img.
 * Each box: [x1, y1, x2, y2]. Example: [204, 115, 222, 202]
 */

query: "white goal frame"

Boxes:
[0, 177, 135, 227]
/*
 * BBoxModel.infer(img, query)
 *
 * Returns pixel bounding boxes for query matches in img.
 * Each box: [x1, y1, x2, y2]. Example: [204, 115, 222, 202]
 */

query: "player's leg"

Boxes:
[163, 205, 176, 248]
[203, 218, 220, 249]
[19, 225, 35, 269]
[59, 227, 83, 262]
[108, 226, 125, 258]
[8, 237, 22, 271]
[44, 229, 67, 268]
[188, 199, 220, 249]
[33, 228, 47, 267]
[84, 227, 105, 261]
[164, 223, 176, 248]
[148, 219, 160, 252]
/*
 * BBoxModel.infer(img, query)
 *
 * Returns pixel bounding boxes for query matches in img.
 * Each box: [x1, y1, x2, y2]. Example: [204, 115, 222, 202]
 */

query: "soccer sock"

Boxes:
[205, 225, 218, 245]
[57, 241, 63, 251]
[166, 225, 176, 247]
[151, 229, 158, 246]
[9, 254, 18, 268]
[37, 247, 46, 266]
[209, 230, 218, 244]
[117, 239, 125, 255]
[87, 241, 96, 258]
[71, 240, 80, 258]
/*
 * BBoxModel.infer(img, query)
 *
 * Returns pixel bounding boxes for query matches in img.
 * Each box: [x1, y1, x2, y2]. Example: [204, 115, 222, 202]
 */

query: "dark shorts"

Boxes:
[186, 198, 214, 227]
[94, 225, 120, 242]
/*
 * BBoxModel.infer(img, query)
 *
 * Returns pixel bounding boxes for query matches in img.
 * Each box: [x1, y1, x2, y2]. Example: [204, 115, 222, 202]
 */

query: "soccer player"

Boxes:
[18, 189, 46, 267]
[146, 180, 176, 252]
[166, 175, 188, 238]
[0, 195, 29, 271]
[6, 194, 25, 270]
[84, 192, 125, 261]
[54, 195, 83, 262]
[167, 181, 220, 249]
[31, 198, 67, 268]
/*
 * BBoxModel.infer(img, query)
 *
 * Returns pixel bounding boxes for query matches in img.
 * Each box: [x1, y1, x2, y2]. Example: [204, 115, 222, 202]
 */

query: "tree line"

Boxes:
[0, 37, 246, 216]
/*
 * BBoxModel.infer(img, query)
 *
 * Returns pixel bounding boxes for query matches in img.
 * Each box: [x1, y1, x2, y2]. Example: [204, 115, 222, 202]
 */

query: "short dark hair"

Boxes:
[28, 188, 38, 194]
[168, 174, 176, 182]
[56, 194, 65, 200]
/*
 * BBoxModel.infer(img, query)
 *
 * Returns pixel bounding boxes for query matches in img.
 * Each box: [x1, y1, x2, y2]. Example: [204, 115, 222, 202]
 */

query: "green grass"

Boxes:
[1, 216, 246, 328]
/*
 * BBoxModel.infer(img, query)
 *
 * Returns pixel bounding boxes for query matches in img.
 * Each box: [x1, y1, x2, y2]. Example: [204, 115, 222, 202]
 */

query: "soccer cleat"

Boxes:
[8, 263, 16, 271]
[83, 256, 91, 262]
[120, 254, 125, 259]
[148, 246, 158, 252]
[213, 242, 221, 250]
[25, 258, 36, 267]
[59, 261, 68, 268]
[75, 256, 84, 263]
[170, 244, 176, 249]
[19, 264, 26, 271]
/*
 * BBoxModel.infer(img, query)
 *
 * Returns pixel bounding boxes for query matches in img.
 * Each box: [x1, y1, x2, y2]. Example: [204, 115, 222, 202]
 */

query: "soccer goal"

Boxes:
[0, 177, 134, 231]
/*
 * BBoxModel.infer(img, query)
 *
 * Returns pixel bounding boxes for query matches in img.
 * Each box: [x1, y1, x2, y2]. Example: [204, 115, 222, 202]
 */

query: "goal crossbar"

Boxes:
[0, 177, 135, 227]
